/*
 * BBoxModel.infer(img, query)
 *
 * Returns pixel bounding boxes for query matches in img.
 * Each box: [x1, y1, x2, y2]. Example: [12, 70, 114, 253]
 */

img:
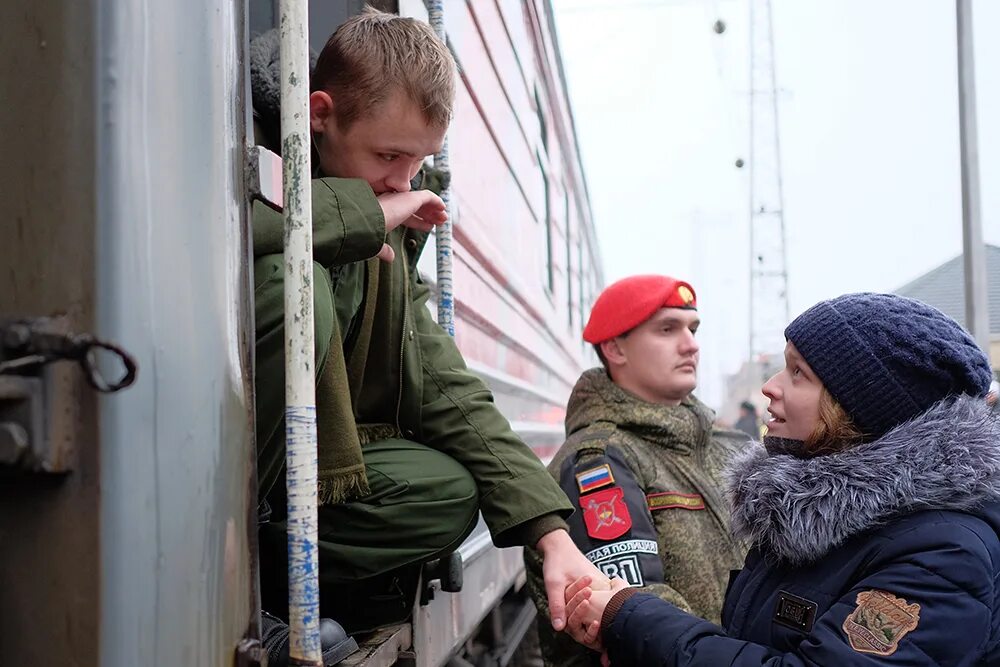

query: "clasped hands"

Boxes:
[537, 530, 629, 656]
[562, 574, 629, 653]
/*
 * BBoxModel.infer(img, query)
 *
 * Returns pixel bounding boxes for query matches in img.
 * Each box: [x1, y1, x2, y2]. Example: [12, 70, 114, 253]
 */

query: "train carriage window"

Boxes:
[578, 240, 586, 331]
[565, 188, 573, 330]
[539, 151, 554, 296]
[249, 0, 278, 41]
[249, 0, 398, 53]
[535, 84, 556, 298]
[535, 87, 548, 154]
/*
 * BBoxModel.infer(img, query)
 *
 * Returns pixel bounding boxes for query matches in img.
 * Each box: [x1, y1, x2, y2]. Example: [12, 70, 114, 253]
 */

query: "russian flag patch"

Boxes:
[576, 464, 615, 494]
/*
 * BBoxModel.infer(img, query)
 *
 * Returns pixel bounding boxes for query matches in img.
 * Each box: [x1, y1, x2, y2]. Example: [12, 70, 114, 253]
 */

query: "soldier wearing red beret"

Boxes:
[525, 275, 748, 667]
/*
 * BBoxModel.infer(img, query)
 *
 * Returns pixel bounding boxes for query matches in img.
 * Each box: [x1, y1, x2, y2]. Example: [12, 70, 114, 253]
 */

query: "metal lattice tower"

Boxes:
[748, 0, 790, 361]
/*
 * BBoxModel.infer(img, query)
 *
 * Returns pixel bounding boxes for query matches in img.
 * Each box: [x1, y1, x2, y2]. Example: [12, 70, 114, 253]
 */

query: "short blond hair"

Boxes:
[312, 7, 456, 129]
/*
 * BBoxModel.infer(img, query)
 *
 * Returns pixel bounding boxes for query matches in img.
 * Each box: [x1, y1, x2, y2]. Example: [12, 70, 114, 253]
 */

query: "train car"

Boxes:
[0, 1, 601, 665]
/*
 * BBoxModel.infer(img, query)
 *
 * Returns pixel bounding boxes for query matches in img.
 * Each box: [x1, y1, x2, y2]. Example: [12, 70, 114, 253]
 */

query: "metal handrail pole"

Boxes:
[280, 0, 322, 662]
[957, 0, 989, 352]
[426, 0, 456, 336]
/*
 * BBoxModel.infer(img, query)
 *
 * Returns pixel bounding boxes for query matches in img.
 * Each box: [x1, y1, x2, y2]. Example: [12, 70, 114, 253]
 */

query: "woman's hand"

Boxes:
[564, 575, 629, 650]
[536, 529, 612, 631]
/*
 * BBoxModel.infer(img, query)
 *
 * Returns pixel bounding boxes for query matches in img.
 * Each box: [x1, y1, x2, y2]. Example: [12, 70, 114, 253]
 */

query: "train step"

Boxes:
[341, 623, 413, 667]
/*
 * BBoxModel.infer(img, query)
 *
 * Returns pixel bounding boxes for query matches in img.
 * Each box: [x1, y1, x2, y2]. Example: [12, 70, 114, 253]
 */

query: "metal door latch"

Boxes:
[0, 317, 137, 473]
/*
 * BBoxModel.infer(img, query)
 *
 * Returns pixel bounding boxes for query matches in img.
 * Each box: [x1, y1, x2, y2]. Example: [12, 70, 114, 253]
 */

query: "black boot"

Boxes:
[261, 611, 359, 666]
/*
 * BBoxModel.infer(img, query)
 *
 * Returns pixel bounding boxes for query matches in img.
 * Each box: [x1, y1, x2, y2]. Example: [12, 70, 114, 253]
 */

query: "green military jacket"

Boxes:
[252, 178, 572, 547]
[525, 368, 747, 666]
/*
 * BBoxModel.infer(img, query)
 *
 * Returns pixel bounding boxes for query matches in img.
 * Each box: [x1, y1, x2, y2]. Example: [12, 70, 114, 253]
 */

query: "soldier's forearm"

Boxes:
[522, 514, 569, 549]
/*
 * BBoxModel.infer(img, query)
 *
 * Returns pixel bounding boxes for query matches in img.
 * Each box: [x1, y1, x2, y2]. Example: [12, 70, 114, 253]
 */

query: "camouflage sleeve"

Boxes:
[560, 445, 696, 613]
[523, 440, 694, 665]
[558, 445, 665, 587]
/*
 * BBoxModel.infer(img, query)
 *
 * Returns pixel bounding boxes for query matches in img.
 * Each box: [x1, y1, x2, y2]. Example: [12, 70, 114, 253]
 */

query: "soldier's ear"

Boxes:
[601, 338, 628, 367]
[310, 91, 336, 133]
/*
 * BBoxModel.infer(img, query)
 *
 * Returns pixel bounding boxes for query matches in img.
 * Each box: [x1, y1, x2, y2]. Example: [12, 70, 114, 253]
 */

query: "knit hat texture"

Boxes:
[784, 292, 992, 438]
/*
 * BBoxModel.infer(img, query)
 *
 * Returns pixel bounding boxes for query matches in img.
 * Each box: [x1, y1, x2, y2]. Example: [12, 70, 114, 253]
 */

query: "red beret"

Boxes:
[583, 275, 697, 344]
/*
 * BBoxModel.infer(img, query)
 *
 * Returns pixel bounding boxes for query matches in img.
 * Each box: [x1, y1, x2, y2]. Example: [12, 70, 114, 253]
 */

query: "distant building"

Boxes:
[721, 355, 783, 428]
[895, 245, 1000, 372]
[722, 246, 1000, 425]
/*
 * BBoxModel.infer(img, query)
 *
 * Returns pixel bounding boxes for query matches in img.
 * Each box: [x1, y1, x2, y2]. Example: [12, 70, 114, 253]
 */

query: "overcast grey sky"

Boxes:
[554, 0, 1000, 410]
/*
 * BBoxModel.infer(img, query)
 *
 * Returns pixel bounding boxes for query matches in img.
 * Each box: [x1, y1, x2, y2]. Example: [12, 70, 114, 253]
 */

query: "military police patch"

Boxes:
[581, 486, 632, 540]
[597, 554, 644, 586]
[584, 539, 659, 563]
[842, 590, 921, 656]
[559, 447, 667, 588]
[584, 540, 658, 587]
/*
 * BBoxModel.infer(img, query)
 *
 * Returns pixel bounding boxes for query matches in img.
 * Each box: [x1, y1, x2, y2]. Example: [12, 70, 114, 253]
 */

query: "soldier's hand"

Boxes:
[536, 529, 611, 632]
[375, 191, 447, 263]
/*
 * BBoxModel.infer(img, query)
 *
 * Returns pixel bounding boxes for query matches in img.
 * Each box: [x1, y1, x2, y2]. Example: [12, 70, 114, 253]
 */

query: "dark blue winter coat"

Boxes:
[603, 396, 1000, 666]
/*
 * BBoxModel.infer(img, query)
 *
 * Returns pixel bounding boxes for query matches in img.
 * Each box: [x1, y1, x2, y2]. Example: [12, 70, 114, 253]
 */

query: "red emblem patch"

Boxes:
[582, 487, 632, 540]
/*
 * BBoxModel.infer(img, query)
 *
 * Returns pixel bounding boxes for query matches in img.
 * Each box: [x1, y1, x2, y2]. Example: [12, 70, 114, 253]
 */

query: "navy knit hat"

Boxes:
[784, 293, 992, 439]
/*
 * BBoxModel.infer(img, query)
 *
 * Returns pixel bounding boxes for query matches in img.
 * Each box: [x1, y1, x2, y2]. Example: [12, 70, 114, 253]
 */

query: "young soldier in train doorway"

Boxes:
[525, 275, 747, 666]
[249, 9, 605, 664]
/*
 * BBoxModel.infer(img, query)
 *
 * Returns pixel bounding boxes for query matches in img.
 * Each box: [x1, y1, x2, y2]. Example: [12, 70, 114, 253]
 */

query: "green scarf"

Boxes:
[315, 257, 380, 505]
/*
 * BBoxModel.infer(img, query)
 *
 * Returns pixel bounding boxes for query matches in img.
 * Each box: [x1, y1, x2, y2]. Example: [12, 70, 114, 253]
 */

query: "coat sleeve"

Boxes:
[410, 279, 573, 547]
[251, 177, 385, 266]
[604, 519, 996, 666]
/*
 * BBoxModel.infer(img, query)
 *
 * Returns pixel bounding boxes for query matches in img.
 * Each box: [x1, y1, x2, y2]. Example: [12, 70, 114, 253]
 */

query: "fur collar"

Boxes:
[727, 395, 1000, 564]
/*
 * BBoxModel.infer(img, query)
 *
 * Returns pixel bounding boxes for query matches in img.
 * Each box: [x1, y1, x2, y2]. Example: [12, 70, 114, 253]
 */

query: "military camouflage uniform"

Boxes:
[525, 368, 747, 666]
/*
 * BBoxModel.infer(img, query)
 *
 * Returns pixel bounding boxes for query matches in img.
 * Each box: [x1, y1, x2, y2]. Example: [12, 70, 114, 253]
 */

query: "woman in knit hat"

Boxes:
[563, 293, 1000, 665]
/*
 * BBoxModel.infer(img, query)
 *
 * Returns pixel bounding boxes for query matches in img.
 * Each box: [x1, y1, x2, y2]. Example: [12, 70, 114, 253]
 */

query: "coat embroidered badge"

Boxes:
[842, 590, 921, 656]
[582, 486, 632, 540]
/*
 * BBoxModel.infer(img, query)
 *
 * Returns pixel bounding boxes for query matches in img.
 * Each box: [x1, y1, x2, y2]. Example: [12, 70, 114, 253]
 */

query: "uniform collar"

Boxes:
[565, 368, 715, 455]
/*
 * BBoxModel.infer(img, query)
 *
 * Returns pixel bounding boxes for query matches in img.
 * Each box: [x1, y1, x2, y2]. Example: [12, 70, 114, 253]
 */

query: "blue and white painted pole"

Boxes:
[280, 0, 322, 663]
[426, 0, 455, 336]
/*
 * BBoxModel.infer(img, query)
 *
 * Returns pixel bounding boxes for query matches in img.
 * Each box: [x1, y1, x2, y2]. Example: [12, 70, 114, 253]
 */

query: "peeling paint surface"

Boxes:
[280, 0, 321, 662]
[285, 405, 322, 659]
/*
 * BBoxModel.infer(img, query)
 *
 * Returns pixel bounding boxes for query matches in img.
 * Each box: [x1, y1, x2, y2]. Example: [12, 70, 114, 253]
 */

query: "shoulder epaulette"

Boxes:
[580, 422, 617, 442]
[570, 423, 616, 459]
